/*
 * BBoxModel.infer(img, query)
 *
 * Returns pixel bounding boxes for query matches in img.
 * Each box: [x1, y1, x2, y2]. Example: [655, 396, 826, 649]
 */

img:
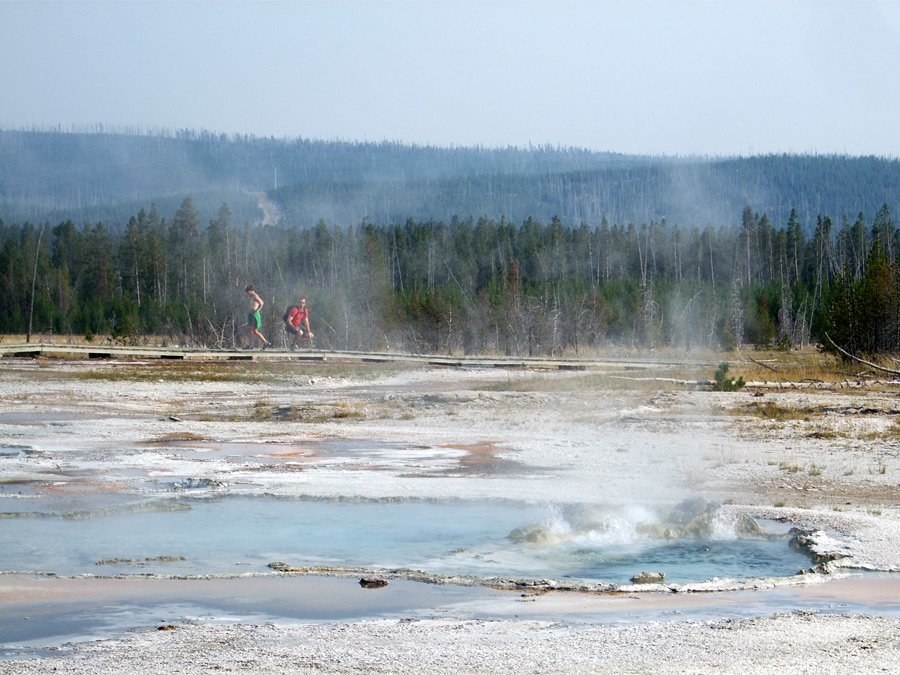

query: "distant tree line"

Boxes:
[269, 155, 900, 238]
[2, 198, 897, 357]
[4, 129, 900, 236]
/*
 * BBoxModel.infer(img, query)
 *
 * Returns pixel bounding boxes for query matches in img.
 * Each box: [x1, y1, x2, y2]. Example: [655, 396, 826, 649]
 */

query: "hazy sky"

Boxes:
[2, 0, 899, 157]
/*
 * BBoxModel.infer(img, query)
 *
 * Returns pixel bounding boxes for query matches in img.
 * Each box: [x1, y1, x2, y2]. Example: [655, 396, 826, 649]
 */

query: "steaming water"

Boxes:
[0, 497, 811, 584]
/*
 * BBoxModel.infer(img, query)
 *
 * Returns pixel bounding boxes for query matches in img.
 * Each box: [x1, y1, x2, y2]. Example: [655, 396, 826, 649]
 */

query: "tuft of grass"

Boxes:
[808, 463, 823, 477]
[773, 499, 786, 508]
[807, 427, 840, 439]
[331, 402, 366, 419]
[779, 462, 802, 473]
[251, 399, 276, 420]
[866, 462, 889, 476]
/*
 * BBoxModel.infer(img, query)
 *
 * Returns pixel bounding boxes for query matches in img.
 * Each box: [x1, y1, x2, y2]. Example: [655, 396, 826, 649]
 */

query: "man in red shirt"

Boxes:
[284, 298, 314, 350]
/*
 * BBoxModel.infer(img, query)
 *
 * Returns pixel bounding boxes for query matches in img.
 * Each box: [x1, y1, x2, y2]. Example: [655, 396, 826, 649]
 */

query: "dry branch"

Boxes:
[741, 351, 779, 372]
[824, 333, 900, 377]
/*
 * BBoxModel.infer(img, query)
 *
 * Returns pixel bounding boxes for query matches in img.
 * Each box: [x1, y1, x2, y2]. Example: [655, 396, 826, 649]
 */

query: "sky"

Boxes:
[2, 0, 899, 157]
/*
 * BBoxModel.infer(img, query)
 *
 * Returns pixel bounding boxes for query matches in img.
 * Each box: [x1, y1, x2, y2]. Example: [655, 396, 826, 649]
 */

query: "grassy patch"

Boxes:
[151, 432, 206, 443]
[250, 401, 368, 423]
[858, 421, 900, 441]
[807, 426, 841, 439]
[67, 362, 281, 384]
[743, 401, 814, 421]
[735, 348, 859, 383]
[51, 360, 405, 385]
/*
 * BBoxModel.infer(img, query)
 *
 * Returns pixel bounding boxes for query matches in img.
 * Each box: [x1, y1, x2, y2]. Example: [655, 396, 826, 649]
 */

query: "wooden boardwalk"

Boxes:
[0, 342, 711, 371]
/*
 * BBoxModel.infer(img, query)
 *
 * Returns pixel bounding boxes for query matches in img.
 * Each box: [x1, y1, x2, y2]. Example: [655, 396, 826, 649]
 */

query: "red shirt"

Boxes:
[286, 306, 308, 326]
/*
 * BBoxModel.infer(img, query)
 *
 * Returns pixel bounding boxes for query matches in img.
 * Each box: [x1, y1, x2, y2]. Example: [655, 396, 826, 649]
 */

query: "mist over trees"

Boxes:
[3, 128, 900, 356]
[2, 196, 898, 357]
[3, 128, 900, 232]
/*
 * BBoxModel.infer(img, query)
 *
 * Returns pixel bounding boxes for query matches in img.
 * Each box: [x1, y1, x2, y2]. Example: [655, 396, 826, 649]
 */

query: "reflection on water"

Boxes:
[0, 497, 812, 584]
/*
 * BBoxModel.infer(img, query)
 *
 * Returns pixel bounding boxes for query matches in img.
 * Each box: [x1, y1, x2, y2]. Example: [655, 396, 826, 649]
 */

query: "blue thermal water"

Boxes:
[0, 497, 812, 584]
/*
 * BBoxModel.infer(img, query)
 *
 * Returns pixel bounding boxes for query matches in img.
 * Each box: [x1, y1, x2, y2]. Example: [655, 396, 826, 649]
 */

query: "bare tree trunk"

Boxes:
[731, 279, 744, 348]
[27, 222, 46, 344]
[134, 263, 141, 307]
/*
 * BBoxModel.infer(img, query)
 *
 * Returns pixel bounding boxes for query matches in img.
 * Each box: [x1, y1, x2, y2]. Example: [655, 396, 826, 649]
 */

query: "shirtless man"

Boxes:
[284, 298, 314, 350]
[245, 285, 272, 349]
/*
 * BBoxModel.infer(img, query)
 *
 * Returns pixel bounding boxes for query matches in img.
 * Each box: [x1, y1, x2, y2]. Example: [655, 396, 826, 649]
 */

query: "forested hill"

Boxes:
[2, 128, 899, 232]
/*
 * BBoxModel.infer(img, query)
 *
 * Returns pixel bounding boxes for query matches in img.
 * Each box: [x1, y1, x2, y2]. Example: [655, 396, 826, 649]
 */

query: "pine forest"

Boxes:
[2, 129, 900, 357]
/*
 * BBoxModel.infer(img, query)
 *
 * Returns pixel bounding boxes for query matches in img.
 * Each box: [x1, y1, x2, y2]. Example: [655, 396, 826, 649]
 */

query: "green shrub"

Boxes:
[713, 362, 745, 391]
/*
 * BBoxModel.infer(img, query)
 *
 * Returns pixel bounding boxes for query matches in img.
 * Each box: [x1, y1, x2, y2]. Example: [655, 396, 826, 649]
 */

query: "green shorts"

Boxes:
[248, 311, 261, 329]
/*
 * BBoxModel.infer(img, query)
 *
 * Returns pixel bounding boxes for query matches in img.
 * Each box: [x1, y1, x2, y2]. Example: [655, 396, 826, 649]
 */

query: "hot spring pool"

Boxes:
[0, 497, 813, 584]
